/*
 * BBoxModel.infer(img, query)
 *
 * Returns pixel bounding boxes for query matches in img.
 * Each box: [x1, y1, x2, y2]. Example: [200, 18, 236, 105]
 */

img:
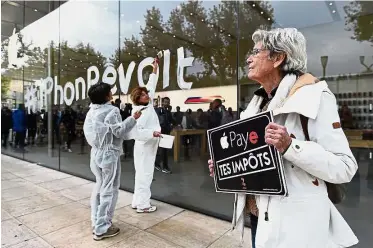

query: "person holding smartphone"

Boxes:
[129, 58, 162, 213]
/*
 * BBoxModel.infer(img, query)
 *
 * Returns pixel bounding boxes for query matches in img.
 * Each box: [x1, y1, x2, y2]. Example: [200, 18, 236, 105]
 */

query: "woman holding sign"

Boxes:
[209, 28, 358, 248]
[129, 57, 162, 213]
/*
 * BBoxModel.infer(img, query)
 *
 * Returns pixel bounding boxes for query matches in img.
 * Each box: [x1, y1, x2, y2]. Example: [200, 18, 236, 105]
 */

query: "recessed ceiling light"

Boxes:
[228, 34, 231, 37]
[192, 42, 194, 45]
[252, 4, 255, 7]
[34, 9, 38, 12]
[268, 18, 271, 21]
[173, 35, 176, 38]
[261, 12, 263, 15]
[201, 19, 204, 22]
[332, 10, 336, 13]
[329, 3, 333, 6]
[190, 13, 193, 16]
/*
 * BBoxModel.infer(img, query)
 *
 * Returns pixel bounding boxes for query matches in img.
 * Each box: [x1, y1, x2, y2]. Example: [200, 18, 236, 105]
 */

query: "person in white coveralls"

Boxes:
[84, 82, 141, 241]
[129, 59, 162, 213]
[208, 28, 358, 248]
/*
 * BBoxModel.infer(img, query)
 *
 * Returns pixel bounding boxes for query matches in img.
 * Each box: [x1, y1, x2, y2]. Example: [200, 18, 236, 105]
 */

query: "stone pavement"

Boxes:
[1, 155, 252, 248]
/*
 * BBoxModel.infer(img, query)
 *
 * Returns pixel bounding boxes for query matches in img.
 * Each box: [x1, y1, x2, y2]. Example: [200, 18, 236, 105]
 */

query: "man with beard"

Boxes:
[155, 97, 174, 174]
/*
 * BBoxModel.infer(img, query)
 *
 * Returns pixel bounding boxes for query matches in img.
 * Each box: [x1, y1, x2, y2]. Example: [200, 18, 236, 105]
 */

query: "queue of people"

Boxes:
[1, 104, 87, 153]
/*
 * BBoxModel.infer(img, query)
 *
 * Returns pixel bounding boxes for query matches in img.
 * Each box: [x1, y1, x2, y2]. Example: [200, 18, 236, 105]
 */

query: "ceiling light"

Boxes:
[329, 3, 333, 6]
[65, 64, 67, 66]
[261, 12, 263, 14]
[136, 20, 140, 23]
[332, 10, 336, 13]
[252, 4, 255, 7]
[75, 66, 77, 68]
[55, 62, 57, 65]
[228, 34, 231, 37]
[201, 19, 204, 22]
[173, 35, 176, 38]
[190, 13, 193, 16]
[80, 60, 82, 62]
[137, 55, 140, 57]
[61, 69, 64, 71]
[192, 42, 194, 45]
[128, 53, 131, 55]
[150, 26, 153, 28]
[220, 30, 223, 33]
[34, 9, 38, 12]
[268, 18, 271, 21]
[87, 53, 89, 55]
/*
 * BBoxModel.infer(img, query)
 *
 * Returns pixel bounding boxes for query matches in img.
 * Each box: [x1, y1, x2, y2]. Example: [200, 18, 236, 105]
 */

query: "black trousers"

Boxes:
[156, 147, 169, 170]
[15, 131, 25, 149]
[1, 131, 9, 147]
[28, 128, 37, 144]
[65, 128, 75, 149]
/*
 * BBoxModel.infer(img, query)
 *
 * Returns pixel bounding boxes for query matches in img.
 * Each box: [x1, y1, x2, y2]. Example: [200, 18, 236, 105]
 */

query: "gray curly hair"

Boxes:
[252, 28, 307, 74]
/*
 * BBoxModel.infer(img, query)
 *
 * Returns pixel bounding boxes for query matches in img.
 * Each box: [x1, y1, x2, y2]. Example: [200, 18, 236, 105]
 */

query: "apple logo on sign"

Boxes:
[220, 132, 229, 149]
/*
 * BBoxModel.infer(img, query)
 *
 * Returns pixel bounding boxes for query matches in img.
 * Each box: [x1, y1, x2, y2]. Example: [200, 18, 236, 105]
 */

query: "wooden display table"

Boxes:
[170, 129, 207, 163]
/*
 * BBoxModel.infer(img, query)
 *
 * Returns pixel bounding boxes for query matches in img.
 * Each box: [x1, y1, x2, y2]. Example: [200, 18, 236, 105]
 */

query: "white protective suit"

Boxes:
[130, 73, 161, 209]
[83, 102, 136, 235]
[232, 73, 358, 247]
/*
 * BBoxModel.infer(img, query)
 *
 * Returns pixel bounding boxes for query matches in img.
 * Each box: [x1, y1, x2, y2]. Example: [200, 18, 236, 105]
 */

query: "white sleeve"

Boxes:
[105, 108, 136, 139]
[283, 91, 358, 184]
[146, 73, 157, 101]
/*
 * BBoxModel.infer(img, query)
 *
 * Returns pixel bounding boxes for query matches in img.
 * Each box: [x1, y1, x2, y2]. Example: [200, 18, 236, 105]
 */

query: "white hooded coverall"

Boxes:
[83, 103, 136, 235]
[129, 73, 161, 210]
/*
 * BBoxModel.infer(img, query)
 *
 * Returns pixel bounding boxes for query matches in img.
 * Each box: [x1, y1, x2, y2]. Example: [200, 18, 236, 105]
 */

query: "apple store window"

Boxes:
[1, 1, 372, 246]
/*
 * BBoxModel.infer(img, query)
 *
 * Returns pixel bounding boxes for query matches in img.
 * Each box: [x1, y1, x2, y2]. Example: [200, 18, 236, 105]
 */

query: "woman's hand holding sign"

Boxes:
[265, 122, 292, 154]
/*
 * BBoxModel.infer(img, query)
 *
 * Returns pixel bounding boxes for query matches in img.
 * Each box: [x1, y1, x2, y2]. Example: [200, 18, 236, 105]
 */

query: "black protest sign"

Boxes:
[207, 111, 287, 196]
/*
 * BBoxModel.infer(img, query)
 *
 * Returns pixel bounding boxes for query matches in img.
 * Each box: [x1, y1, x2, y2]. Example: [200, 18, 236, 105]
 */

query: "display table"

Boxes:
[170, 129, 207, 162]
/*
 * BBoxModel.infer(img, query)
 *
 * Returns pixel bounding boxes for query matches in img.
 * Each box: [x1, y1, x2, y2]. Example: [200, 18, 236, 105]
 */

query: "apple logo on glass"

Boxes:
[220, 132, 229, 149]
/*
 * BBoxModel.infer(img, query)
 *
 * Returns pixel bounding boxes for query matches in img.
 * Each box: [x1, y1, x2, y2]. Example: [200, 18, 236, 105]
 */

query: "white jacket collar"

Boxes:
[273, 80, 328, 119]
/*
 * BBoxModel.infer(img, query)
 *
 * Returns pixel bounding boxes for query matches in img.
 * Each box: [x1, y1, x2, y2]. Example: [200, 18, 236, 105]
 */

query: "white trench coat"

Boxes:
[237, 74, 358, 248]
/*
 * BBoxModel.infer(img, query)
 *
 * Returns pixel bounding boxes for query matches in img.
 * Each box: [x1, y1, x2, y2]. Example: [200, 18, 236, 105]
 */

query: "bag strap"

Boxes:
[299, 115, 310, 141]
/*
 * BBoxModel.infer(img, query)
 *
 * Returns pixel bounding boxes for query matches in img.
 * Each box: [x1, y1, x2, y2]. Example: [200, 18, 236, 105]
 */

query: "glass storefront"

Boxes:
[1, 1, 372, 246]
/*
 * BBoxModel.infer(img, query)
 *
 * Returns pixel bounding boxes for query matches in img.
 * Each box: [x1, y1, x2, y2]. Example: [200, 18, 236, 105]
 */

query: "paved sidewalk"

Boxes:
[1, 155, 252, 248]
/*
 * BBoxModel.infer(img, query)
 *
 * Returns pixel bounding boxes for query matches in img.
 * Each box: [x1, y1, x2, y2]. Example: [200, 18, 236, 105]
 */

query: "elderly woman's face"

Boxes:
[139, 91, 150, 104]
[247, 42, 275, 82]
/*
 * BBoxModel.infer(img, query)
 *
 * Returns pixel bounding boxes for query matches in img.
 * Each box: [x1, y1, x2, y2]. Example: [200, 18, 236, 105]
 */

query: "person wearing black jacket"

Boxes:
[61, 106, 77, 152]
[155, 97, 174, 174]
[27, 110, 38, 145]
[122, 103, 133, 158]
[208, 99, 223, 129]
[1, 107, 13, 148]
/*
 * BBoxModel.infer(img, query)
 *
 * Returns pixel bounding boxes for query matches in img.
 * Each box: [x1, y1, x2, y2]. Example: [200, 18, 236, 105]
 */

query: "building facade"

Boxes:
[1, 1, 372, 246]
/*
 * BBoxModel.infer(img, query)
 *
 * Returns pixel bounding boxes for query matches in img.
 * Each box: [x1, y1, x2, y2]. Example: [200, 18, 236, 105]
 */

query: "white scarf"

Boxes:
[232, 74, 297, 243]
